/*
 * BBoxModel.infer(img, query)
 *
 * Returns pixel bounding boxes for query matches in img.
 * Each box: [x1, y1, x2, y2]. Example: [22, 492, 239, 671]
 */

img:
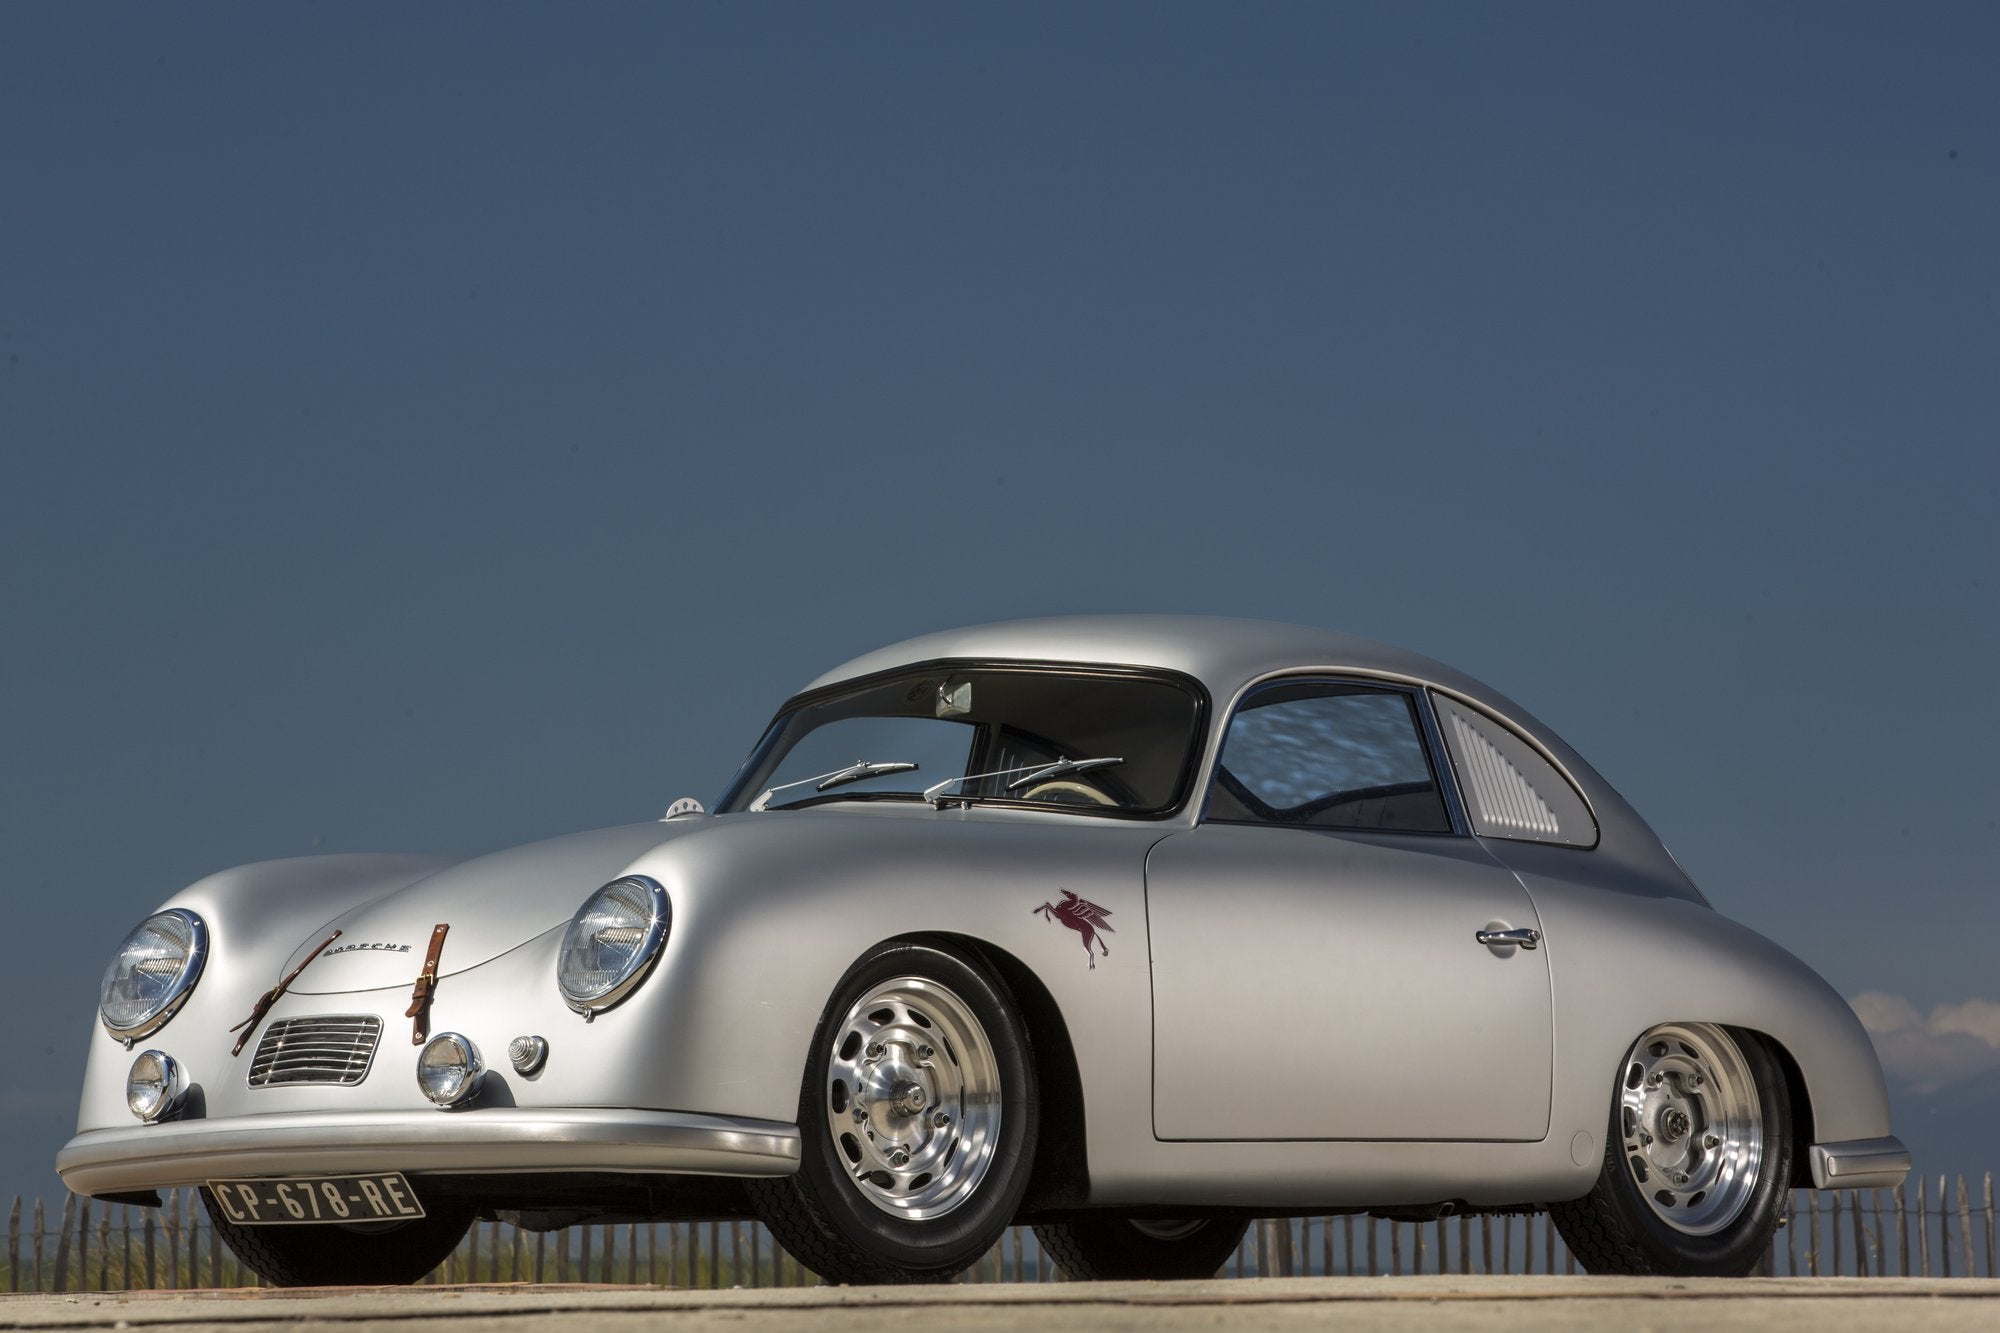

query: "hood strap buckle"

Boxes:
[405, 923, 450, 1045]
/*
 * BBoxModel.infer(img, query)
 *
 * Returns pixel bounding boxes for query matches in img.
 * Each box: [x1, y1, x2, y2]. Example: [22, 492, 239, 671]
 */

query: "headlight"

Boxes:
[417, 1032, 484, 1108]
[557, 875, 670, 1015]
[100, 909, 209, 1041]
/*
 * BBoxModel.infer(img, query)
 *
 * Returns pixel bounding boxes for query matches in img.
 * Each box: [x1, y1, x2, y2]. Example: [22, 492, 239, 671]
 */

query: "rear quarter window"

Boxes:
[1431, 694, 1597, 848]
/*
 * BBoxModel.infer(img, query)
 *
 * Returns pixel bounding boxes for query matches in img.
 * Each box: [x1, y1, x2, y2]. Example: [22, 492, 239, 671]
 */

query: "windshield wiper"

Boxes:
[924, 756, 1124, 808]
[751, 760, 919, 812]
[1005, 756, 1125, 790]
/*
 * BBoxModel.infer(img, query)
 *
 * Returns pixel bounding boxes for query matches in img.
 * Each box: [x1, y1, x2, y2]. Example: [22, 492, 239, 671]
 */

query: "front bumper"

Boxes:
[1810, 1136, 1911, 1191]
[57, 1108, 801, 1199]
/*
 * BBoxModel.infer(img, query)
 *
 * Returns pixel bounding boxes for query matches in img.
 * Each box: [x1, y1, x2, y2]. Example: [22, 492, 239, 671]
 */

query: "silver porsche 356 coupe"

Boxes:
[60, 616, 1908, 1285]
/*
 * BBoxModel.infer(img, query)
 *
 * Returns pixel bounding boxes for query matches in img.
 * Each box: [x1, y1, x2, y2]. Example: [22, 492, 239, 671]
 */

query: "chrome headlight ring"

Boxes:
[417, 1032, 485, 1109]
[100, 909, 209, 1044]
[556, 875, 672, 1017]
[126, 1049, 187, 1123]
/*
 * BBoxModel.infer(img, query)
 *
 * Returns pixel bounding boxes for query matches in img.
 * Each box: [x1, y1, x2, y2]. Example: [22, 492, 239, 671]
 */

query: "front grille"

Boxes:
[247, 1015, 382, 1088]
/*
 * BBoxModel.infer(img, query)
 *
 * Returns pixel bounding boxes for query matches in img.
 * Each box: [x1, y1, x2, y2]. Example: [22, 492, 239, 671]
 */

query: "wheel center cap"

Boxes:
[1660, 1107, 1691, 1143]
[892, 1080, 928, 1117]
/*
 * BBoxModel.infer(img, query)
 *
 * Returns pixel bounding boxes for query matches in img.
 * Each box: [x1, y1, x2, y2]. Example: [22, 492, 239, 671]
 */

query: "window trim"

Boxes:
[1198, 675, 1465, 838]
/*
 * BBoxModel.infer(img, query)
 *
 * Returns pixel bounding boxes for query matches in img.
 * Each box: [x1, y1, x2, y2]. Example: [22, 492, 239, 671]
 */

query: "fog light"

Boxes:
[417, 1032, 483, 1108]
[126, 1050, 185, 1122]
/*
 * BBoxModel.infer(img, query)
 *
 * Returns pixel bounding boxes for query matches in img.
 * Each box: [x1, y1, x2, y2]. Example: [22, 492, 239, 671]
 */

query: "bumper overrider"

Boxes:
[1808, 1136, 1912, 1191]
[56, 1108, 801, 1199]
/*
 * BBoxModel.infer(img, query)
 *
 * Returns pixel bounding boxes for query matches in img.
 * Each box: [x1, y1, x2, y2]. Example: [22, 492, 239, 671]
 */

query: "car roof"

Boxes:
[803, 614, 1497, 705]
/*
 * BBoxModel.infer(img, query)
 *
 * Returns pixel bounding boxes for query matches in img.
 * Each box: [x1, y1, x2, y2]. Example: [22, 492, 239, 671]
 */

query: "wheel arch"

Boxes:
[1739, 1026, 1817, 1189]
[909, 931, 1089, 1213]
[1601, 1021, 1821, 1193]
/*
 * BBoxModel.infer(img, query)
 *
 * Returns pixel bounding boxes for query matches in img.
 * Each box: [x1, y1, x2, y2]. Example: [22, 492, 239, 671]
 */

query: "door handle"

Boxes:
[1476, 927, 1541, 950]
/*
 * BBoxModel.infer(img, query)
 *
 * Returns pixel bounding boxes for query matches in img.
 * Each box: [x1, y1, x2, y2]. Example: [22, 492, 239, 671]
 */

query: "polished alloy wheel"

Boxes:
[1617, 1022, 1763, 1236]
[824, 977, 1001, 1220]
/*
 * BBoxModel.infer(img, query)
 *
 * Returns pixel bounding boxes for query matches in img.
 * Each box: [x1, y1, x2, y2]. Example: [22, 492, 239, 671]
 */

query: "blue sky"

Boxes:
[3, 3, 1996, 1203]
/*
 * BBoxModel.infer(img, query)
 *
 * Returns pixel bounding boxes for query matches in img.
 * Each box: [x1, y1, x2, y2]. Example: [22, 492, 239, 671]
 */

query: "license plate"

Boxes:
[206, 1172, 426, 1226]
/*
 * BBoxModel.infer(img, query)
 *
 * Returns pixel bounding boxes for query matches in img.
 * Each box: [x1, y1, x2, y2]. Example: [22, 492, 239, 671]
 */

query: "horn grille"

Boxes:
[247, 1015, 382, 1087]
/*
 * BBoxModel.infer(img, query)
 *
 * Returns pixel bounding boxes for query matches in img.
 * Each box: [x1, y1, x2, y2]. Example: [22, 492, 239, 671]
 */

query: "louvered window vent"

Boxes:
[1446, 710, 1561, 837]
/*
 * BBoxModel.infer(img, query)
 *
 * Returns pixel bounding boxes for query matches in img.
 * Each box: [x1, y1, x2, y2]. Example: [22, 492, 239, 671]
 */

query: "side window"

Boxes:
[1208, 682, 1452, 833]
[1431, 694, 1597, 847]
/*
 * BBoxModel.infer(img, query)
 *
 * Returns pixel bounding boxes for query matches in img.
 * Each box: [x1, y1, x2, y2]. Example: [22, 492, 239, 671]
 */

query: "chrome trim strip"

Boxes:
[1809, 1136, 1912, 1190]
[56, 1108, 801, 1198]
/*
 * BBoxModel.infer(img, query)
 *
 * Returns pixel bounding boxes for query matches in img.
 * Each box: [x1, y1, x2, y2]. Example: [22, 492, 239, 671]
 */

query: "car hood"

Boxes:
[279, 821, 696, 994]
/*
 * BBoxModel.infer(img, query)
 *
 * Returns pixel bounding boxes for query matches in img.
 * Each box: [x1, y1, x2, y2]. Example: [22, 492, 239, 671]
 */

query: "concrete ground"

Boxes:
[5, 1278, 2000, 1332]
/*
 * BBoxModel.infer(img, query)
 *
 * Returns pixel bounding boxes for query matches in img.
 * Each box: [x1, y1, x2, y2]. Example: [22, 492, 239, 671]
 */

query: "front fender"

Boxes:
[535, 810, 1159, 1132]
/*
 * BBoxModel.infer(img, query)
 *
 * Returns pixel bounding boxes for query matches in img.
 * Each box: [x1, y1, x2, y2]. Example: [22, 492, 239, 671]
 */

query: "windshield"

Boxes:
[717, 664, 1205, 816]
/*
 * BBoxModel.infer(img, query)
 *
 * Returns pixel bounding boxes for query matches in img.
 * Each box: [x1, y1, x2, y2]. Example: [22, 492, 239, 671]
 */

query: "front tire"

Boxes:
[749, 940, 1038, 1284]
[199, 1188, 473, 1286]
[1035, 1215, 1248, 1279]
[1551, 1022, 1791, 1276]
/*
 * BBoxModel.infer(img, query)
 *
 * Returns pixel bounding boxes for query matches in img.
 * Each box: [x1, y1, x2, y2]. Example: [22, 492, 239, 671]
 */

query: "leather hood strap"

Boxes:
[405, 922, 450, 1046]
[230, 929, 342, 1058]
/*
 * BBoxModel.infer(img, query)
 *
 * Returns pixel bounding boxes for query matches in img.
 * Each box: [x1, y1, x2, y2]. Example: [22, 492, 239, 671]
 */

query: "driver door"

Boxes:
[1146, 680, 1553, 1141]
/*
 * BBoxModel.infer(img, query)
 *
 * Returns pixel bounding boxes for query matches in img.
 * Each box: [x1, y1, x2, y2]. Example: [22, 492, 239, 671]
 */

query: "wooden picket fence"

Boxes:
[4, 1175, 1995, 1292]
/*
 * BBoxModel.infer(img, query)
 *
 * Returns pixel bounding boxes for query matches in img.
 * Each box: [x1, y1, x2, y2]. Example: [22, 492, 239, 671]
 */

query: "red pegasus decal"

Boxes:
[1034, 889, 1114, 969]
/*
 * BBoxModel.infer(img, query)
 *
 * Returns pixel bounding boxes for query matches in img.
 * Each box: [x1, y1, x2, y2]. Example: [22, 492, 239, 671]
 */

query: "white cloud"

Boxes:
[1927, 999, 2000, 1048]
[1850, 992, 2000, 1094]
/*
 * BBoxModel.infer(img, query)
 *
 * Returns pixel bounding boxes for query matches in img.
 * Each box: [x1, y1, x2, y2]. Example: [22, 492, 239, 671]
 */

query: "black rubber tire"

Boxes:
[748, 940, 1038, 1284]
[1550, 1025, 1792, 1276]
[199, 1187, 474, 1286]
[1034, 1215, 1248, 1280]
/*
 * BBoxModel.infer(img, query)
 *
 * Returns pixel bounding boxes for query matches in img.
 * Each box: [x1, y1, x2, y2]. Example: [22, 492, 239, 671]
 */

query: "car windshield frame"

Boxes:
[715, 659, 1211, 820]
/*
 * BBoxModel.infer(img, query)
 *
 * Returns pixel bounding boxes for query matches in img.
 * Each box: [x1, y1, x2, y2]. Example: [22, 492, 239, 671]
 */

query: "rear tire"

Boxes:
[199, 1188, 473, 1286]
[1035, 1215, 1248, 1279]
[1551, 1022, 1791, 1276]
